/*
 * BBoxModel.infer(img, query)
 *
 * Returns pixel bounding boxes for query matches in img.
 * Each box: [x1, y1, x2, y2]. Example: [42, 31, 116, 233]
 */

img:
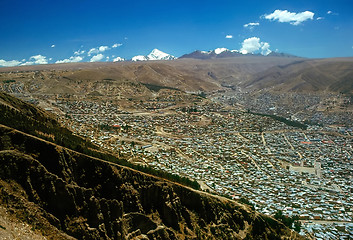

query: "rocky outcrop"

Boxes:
[0, 125, 304, 239]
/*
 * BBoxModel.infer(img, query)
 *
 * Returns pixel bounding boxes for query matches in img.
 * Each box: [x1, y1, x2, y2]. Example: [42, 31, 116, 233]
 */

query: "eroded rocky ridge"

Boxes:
[0, 124, 304, 239]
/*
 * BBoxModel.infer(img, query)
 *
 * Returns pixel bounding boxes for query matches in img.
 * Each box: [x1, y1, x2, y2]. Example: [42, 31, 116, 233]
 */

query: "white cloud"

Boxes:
[90, 54, 104, 62]
[240, 37, 261, 54]
[30, 55, 48, 64]
[0, 59, 22, 67]
[20, 55, 48, 66]
[113, 57, 125, 62]
[88, 48, 99, 56]
[56, 56, 83, 64]
[88, 46, 110, 56]
[74, 50, 85, 55]
[225, 35, 233, 39]
[327, 10, 338, 16]
[317, 17, 324, 20]
[263, 10, 314, 25]
[244, 22, 260, 29]
[261, 42, 271, 56]
[98, 45, 110, 52]
[51, 44, 55, 48]
[112, 43, 123, 48]
[20, 62, 34, 66]
[240, 37, 271, 55]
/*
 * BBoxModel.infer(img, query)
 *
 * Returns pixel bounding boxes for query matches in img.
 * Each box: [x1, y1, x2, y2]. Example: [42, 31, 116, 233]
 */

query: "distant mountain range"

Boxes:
[125, 48, 299, 62]
[179, 48, 299, 60]
[1, 53, 352, 95]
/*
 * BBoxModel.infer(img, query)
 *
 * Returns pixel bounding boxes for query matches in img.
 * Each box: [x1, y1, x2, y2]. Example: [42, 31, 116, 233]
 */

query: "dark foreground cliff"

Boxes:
[0, 125, 304, 239]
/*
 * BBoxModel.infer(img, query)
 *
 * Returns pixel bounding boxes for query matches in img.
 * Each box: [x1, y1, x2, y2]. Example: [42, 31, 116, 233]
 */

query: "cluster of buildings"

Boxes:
[304, 222, 353, 239]
[215, 91, 353, 132]
[52, 96, 353, 239]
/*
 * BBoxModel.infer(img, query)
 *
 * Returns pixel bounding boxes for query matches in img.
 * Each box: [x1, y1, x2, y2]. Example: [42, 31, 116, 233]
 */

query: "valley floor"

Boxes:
[47, 94, 353, 239]
[1, 86, 352, 239]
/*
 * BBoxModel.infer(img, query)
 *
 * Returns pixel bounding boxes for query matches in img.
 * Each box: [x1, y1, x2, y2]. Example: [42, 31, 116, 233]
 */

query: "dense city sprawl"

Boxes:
[50, 92, 353, 239]
[1, 76, 353, 239]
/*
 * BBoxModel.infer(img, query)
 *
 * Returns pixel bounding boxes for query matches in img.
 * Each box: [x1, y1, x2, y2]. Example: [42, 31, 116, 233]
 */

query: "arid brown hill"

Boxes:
[2, 57, 353, 95]
[0, 93, 304, 239]
[0, 57, 302, 93]
[244, 58, 353, 94]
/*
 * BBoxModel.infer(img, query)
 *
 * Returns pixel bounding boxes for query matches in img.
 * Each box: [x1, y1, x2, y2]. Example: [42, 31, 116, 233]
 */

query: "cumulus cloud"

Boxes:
[98, 45, 110, 52]
[0, 59, 21, 67]
[88, 45, 110, 56]
[74, 50, 85, 55]
[244, 22, 260, 29]
[240, 37, 261, 54]
[112, 43, 123, 48]
[263, 10, 314, 25]
[51, 44, 55, 48]
[30, 55, 48, 64]
[327, 10, 332, 14]
[90, 54, 104, 62]
[225, 35, 233, 39]
[20, 62, 34, 66]
[240, 37, 271, 55]
[20, 55, 48, 66]
[88, 48, 99, 56]
[56, 56, 83, 64]
[317, 17, 324, 20]
[261, 42, 271, 55]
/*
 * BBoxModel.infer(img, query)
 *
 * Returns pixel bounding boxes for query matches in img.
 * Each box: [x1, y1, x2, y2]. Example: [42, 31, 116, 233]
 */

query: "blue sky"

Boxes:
[0, 0, 352, 66]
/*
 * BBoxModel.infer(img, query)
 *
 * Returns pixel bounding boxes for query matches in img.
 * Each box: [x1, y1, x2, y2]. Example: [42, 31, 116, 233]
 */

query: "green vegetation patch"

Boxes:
[141, 83, 179, 92]
[2, 80, 16, 84]
[274, 210, 301, 232]
[248, 111, 307, 130]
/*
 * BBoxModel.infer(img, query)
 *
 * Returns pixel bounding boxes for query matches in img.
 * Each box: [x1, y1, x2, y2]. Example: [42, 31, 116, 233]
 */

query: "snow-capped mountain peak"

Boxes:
[180, 48, 242, 59]
[147, 49, 175, 60]
[132, 55, 148, 61]
[131, 49, 176, 61]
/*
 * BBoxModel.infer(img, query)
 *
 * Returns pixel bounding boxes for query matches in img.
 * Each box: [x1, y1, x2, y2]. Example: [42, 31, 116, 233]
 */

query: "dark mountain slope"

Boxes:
[0, 91, 92, 144]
